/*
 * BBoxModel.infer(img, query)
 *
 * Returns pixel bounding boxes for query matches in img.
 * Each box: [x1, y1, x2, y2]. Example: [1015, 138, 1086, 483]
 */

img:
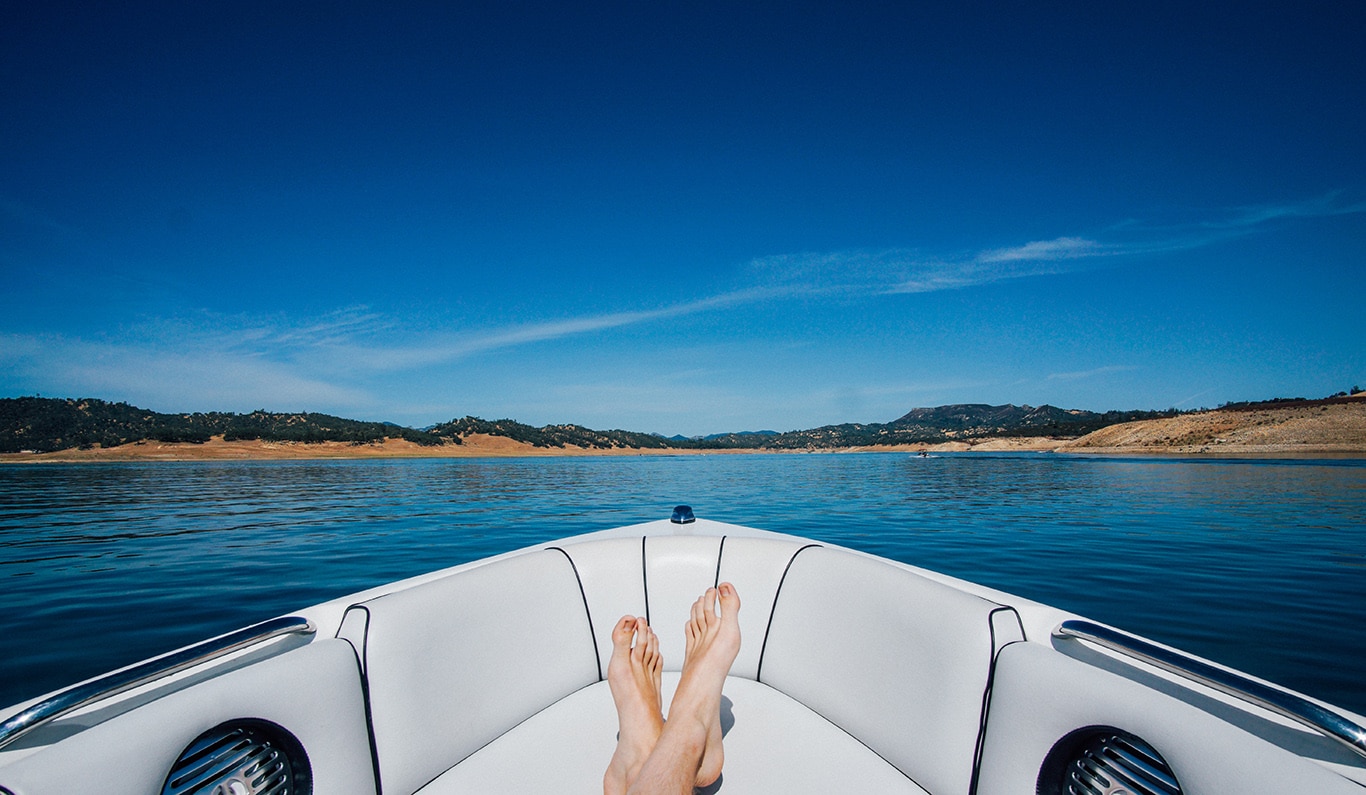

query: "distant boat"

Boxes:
[3, 508, 1364, 793]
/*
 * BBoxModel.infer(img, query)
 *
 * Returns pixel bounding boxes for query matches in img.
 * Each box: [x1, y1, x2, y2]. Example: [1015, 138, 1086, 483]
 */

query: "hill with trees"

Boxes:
[2, 396, 1187, 454]
[699, 404, 1176, 449]
[0, 398, 447, 453]
[429, 417, 678, 450]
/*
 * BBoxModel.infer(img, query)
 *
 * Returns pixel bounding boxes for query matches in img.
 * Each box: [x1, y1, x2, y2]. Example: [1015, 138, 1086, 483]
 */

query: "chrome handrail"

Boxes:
[1053, 619, 1366, 762]
[0, 615, 315, 751]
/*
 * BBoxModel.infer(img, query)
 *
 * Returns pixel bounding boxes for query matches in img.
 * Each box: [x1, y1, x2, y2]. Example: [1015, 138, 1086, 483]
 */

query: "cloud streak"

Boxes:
[1204, 192, 1366, 229]
[1, 331, 369, 412]
[0, 287, 783, 415]
[325, 287, 782, 372]
[776, 191, 1366, 297]
[975, 236, 1106, 263]
[3, 191, 1358, 418]
[1047, 365, 1138, 381]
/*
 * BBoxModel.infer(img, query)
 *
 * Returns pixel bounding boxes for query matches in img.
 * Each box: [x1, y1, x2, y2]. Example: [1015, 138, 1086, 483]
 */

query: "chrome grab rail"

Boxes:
[1054, 619, 1366, 762]
[0, 615, 315, 751]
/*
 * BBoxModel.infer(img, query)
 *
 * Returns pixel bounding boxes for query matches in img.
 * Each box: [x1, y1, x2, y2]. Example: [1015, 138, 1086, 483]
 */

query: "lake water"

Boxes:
[1, 453, 1363, 716]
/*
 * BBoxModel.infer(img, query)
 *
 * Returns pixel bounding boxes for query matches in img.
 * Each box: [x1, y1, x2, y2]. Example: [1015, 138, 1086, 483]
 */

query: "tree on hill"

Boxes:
[0, 398, 448, 452]
[429, 417, 678, 449]
[1, 396, 1202, 455]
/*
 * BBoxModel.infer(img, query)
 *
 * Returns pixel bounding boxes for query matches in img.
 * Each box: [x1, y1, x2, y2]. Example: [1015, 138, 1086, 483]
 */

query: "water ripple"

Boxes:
[1, 455, 1363, 713]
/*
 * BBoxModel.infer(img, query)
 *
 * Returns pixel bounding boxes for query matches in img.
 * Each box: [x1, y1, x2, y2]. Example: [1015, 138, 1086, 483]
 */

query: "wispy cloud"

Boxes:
[1202, 192, 1366, 229]
[4, 191, 1358, 419]
[1170, 388, 1217, 409]
[975, 236, 1106, 263]
[1, 331, 368, 412]
[0, 288, 783, 414]
[1104, 192, 1366, 251]
[1047, 365, 1138, 381]
[769, 191, 1366, 298]
[325, 287, 781, 372]
[748, 247, 1082, 297]
[886, 258, 1080, 294]
[264, 307, 392, 348]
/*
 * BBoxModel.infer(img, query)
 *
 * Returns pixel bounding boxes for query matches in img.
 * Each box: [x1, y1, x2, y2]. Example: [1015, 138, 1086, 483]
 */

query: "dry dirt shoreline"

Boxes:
[1055, 396, 1366, 456]
[0, 433, 775, 463]
[4, 401, 1364, 463]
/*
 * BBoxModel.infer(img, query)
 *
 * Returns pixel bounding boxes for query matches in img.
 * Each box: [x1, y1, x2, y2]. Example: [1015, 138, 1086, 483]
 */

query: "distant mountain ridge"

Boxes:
[735, 403, 1176, 449]
[0, 398, 447, 453]
[1, 396, 1179, 454]
[428, 416, 678, 450]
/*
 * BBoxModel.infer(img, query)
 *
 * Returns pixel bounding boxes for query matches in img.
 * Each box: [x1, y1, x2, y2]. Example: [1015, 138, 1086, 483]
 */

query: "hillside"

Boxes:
[754, 404, 1174, 448]
[3, 395, 1363, 460]
[0, 398, 447, 453]
[1, 397, 1162, 455]
[1060, 395, 1366, 454]
[429, 417, 679, 450]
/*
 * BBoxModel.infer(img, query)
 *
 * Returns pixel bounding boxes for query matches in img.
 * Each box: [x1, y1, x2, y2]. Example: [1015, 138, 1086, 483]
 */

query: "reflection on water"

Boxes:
[1, 454, 1363, 713]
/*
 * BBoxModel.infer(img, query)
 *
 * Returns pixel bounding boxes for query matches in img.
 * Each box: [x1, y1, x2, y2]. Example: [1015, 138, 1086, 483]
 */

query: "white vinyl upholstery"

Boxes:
[642, 535, 724, 670]
[353, 549, 599, 795]
[556, 535, 811, 678]
[976, 642, 1364, 794]
[419, 674, 928, 794]
[552, 537, 647, 676]
[759, 547, 1006, 795]
[351, 536, 1014, 795]
[714, 536, 815, 680]
[0, 639, 375, 795]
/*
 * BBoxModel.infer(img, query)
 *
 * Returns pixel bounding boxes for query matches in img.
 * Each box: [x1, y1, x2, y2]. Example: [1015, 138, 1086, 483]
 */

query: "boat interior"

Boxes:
[2, 517, 1364, 794]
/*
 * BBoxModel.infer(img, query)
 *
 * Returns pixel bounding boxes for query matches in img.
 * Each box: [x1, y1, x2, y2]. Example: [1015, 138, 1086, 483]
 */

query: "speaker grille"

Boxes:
[1064, 730, 1181, 795]
[163, 721, 306, 795]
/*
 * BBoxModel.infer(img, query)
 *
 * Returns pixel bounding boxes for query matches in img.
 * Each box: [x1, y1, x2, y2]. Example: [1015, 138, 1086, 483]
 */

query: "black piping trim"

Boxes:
[641, 536, 651, 627]
[754, 543, 823, 683]
[337, 605, 384, 795]
[548, 546, 603, 682]
[713, 535, 727, 588]
[968, 605, 1027, 795]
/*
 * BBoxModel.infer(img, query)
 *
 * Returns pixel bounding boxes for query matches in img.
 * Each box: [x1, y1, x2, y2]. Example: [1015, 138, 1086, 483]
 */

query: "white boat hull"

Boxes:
[2, 517, 1363, 794]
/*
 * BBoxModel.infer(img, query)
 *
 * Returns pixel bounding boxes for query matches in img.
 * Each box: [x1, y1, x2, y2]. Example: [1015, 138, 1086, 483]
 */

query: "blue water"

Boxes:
[1, 453, 1363, 716]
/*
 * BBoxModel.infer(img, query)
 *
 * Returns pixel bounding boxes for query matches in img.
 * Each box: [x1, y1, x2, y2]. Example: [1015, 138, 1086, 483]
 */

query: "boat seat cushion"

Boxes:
[758, 546, 1009, 795]
[347, 549, 600, 795]
[714, 536, 819, 680]
[548, 537, 650, 676]
[976, 641, 1364, 794]
[419, 674, 928, 794]
[641, 535, 726, 670]
[554, 535, 813, 678]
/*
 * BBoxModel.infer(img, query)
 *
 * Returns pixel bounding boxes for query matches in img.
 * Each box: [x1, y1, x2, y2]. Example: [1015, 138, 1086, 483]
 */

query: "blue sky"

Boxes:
[2, 3, 1363, 435]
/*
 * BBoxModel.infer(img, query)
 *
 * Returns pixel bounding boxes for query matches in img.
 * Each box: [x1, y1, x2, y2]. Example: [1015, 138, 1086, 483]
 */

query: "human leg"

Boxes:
[603, 616, 664, 795]
[626, 583, 741, 794]
[688, 583, 740, 787]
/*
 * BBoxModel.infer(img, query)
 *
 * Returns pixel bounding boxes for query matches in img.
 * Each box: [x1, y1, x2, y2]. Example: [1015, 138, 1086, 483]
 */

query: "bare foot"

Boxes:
[604, 616, 664, 795]
[675, 583, 741, 788]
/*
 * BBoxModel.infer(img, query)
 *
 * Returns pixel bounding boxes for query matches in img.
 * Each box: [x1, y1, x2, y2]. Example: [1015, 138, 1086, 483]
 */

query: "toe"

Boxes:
[702, 587, 720, 624]
[644, 625, 660, 669]
[611, 615, 635, 652]
[630, 619, 646, 660]
[718, 582, 741, 618]
[690, 593, 706, 627]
